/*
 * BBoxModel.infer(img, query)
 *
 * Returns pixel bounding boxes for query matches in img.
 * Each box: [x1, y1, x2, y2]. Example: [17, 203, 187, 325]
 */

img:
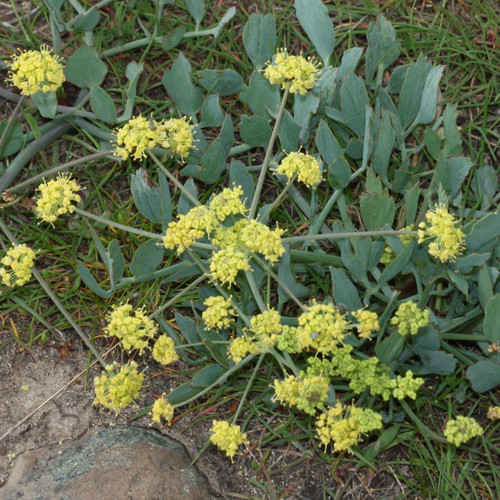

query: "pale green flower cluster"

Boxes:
[152, 334, 179, 365]
[276, 151, 322, 187]
[0, 244, 36, 287]
[263, 50, 319, 95]
[443, 416, 483, 446]
[209, 186, 247, 221]
[114, 115, 194, 160]
[93, 361, 144, 415]
[380, 225, 415, 265]
[35, 174, 81, 224]
[228, 336, 259, 364]
[296, 302, 348, 354]
[151, 393, 175, 424]
[315, 402, 382, 452]
[105, 303, 158, 353]
[352, 308, 380, 339]
[306, 347, 424, 401]
[418, 204, 465, 263]
[9, 45, 65, 96]
[390, 301, 430, 336]
[273, 374, 329, 415]
[202, 296, 236, 330]
[210, 420, 248, 460]
[276, 325, 302, 354]
[163, 206, 218, 254]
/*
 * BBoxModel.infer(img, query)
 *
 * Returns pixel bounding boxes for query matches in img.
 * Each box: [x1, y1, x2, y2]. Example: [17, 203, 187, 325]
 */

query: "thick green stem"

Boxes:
[282, 230, 418, 245]
[148, 151, 200, 207]
[249, 84, 290, 220]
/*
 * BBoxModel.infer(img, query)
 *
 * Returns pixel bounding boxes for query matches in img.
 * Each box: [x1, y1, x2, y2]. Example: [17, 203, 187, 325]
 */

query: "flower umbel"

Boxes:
[114, 115, 169, 160]
[152, 335, 179, 365]
[443, 416, 484, 446]
[163, 117, 195, 159]
[9, 45, 65, 96]
[151, 393, 175, 424]
[0, 244, 36, 287]
[263, 50, 320, 95]
[276, 152, 322, 187]
[352, 309, 379, 339]
[93, 361, 144, 415]
[202, 296, 236, 330]
[105, 304, 158, 353]
[35, 174, 81, 225]
[210, 420, 248, 460]
[390, 301, 430, 336]
[418, 204, 465, 262]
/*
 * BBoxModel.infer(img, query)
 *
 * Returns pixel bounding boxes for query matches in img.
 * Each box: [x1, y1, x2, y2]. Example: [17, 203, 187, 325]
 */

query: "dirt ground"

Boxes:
[0, 334, 415, 499]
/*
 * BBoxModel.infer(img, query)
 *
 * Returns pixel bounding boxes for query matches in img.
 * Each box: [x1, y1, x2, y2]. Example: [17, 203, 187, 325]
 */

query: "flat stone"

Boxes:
[1, 425, 221, 500]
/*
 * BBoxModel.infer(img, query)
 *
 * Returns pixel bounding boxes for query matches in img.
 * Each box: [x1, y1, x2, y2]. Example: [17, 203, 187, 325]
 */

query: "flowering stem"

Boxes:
[0, 217, 107, 368]
[0, 95, 25, 155]
[259, 174, 295, 222]
[249, 84, 290, 220]
[399, 399, 447, 444]
[245, 269, 267, 313]
[232, 352, 266, 422]
[148, 151, 200, 207]
[72, 207, 162, 240]
[8, 151, 113, 192]
[282, 230, 418, 245]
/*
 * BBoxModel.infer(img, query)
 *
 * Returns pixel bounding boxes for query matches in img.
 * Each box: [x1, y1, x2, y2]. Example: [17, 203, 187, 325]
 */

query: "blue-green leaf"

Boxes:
[240, 115, 272, 147]
[484, 294, 500, 344]
[162, 53, 202, 117]
[185, 0, 205, 30]
[242, 13, 276, 69]
[436, 154, 473, 198]
[77, 261, 112, 298]
[415, 65, 444, 125]
[330, 267, 362, 311]
[340, 71, 369, 137]
[191, 364, 226, 388]
[130, 240, 164, 278]
[90, 86, 117, 123]
[278, 110, 301, 152]
[199, 69, 246, 97]
[200, 94, 224, 128]
[107, 239, 125, 285]
[414, 347, 456, 375]
[130, 168, 162, 223]
[32, 91, 57, 119]
[0, 121, 23, 158]
[466, 360, 500, 392]
[295, 0, 334, 66]
[239, 72, 280, 118]
[65, 46, 107, 87]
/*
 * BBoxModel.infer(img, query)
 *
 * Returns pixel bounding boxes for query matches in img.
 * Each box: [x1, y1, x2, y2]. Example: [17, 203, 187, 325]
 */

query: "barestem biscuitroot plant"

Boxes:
[1, 0, 500, 462]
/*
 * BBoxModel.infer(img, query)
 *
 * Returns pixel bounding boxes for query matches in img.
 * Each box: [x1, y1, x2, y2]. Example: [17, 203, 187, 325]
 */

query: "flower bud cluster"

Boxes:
[390, 301, 430, 336]
[443, 416, 483, 446]
[151, 393, 175, 424]
[152, 335, 179, 365]
[276, 152, 322, 187]
[210, 420, 248, 460]
[0, 244, 36, 287]
[202, 296, 236, 330]
[273, 374, 329, 415]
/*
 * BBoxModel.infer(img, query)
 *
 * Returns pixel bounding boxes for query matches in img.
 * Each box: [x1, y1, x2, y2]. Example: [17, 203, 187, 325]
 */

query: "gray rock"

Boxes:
[1, 425, 221, 500]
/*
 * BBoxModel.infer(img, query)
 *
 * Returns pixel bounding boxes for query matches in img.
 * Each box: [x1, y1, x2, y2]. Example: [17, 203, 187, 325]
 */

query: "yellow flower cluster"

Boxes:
[105, 303, 158, 353]
[315, 403, 382, 452]
[228, 336, 259, 364]
[277, 325, 302, 354]
[210, 246, 250, 286]
[443, 416, 483, 447]
[202, 296, 236, 330]
[392, 370, 425, 400]
[163, 117, 194, 159]
[418, 204, 465, 263]
[250, 309, 282, 337]
[209, 186, 247, 222]
[163, 206, 218, 254]
[380, 225, 415, 265]
[273, 374, 329, 415]
[210, 420, 248, 460]
[0, 244, 36, 287]
[239, 219, 285, 263]
[93, 361, 144, 415]
[487, 406, 500, 421]
[276, 152, 322, 187]
[151, 393, 175, 424]
[9, 45, 65, 96]
[114, 115, 194, 160]
[152, 334, 179, 365]
[390, 301, 430, 336]
[35, 174, 81, 225]
[352, 308, 380, 339]
[263, 50, 320, 95]
[296, 302, 348, 354]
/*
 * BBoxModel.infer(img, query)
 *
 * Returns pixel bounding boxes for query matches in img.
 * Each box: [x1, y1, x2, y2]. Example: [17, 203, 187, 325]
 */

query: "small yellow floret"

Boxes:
[151, 393, 175, 424]
[417, 204, 465, 262]
[263, 50, 320, 95]
[0, 244, 36, 287]
[9, 45, 65, 96]
[35, 174, 81, 225]
[152, 335, 179, 365]
[93, 361, 144, 415]
[210, 420, 248, 460]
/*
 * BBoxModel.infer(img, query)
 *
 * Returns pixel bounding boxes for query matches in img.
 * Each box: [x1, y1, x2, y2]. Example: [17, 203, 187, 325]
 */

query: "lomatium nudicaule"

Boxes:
[19, 43, 483, 461]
